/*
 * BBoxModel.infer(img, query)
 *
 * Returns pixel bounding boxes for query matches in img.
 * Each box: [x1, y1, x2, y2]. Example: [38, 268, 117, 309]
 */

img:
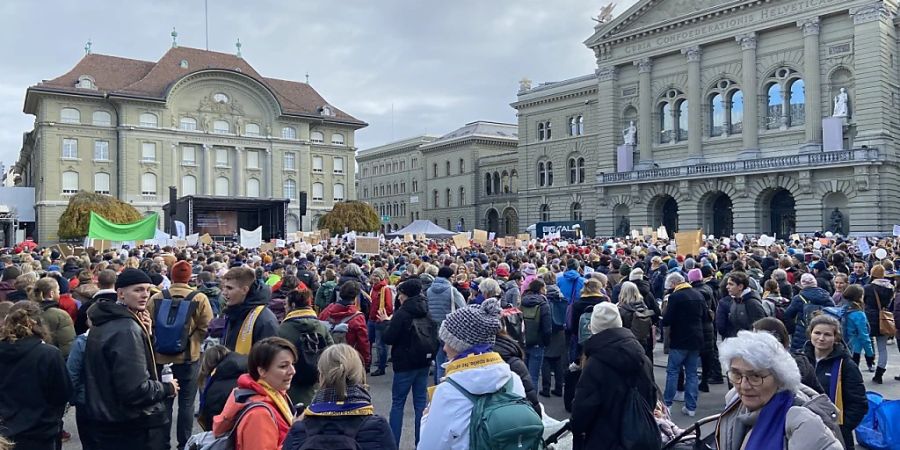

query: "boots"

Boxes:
[873, 367, 886, 384]
[865, 355, 876, 373]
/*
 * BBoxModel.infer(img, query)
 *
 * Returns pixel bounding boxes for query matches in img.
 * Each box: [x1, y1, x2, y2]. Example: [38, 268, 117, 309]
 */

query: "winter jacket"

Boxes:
[727, 289, 768, 334]
[571, 327, 657, 450]
[863, 279, 894, 338]
[6, 289, 27, 302]
[67, 331, 89, 406]
[368, 279, 394, 323]
[148, 283, 213, 364]
[71, 282, 98, 305]
[417, 350, 526, 450]
[222, 280, 279, 353]
[296, 269, 319, 299]
[277, 308, 334, 404]
[335, 274, 370, 317]
[845, 307, 874, 356]
[319, 302, 370, 367]
[39, 300, 76, 359]
[197, 352, 247, 431]
[198, 282, 223, 316]
[692, 281, 717, 352]
[314, 280, 337, 311]
[501, 279, 521, 307]
[632, 278, 663, 320]
[57, 292, 79, 323]
[212, 374, 294, 450]
[849, 273, 869, 286]
[75, 288, 117, 335]
[283, 415, 396, 450]
[660, 284, 707, 352]
[715, 385, 842, 450]
[84, 301, 172, 429]
[492, 334, 541, 414]
[568, 293, 608, 334]
[716, 295, 735, 338]
[785, 287, 834, 352]
[803, 341, 868, 445]
[0, 280, 14, 301]
[816, 270, 836, 295]
[268, 288, 291, 322]
[794, 354, 824, 393]
[426, 277, 466, 325]
[0, 335, 72, 443]
[557, 270, 585, 303]
[382, 293, 432, 372]
[520, 292, 552, 347]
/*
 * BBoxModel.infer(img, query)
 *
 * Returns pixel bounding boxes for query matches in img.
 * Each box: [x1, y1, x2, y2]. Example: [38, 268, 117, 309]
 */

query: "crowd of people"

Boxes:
[0, 231, 897, 449]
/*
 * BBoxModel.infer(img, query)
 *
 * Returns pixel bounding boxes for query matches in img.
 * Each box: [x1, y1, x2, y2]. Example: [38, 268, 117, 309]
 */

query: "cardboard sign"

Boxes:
[404, 234, 414, 242]
[631, 229, 640, 239]
[473, 229, 488, 244]
[416, 233, 427, 242]
[73, 246, 85, 256]
[53, 244, 74, 258]
[355, 237, 380, 255]
[674, 230, 702, 256]
[505, 236, 517, 247]
[259, 242, 276, 253]
[91, 240, 113, 252]
[319, 229, 331, 241]
[175, 239, 188, 248]
[517, 233, 530, 241]
[303, 236, 319, 245]
[657, 226, 669, 240]
[453, 233, 470, 249]
[199, 233, 213, 245]
[642, 227, 653, 238]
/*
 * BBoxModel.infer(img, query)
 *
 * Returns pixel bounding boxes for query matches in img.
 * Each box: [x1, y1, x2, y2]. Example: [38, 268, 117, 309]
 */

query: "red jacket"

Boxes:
[319, 303, 370, 367]
[368, 280, 394, 323]
[212, 374, 292, 450]
[58, 293, 79, 323]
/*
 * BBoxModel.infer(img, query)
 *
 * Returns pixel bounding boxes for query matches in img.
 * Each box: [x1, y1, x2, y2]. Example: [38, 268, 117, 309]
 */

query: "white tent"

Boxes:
[387, 220, 457, 238]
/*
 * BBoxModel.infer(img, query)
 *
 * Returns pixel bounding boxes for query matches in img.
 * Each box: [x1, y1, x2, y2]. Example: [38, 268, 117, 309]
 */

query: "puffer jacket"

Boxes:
[492, 334, 541, 414]
[212, 374, 294, 450]
[716, 386, 842, 450]
[845, 307, 874, 356]
[283, 415, 396, 450]
[277, 308, 334, 405]
[426, 277, 465, 325]
[85, 301, 173, 429]
[39, 300, 76, 359]
[501, 279, 521, 307]
[863, 279, 894, 337]
[71, 282, 99, 305]
[198, 282, 223, 316]
[557, 270, 585, 303]
[318, 302, 370, 367]
[785, 287, 834, 351]
[803, 341, 868, 446]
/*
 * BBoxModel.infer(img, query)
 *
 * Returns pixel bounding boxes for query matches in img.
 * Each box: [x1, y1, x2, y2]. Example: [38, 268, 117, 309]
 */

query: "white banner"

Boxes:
[240, 227, 262, 249]
[186, 233, 200, 246]
[174, 220, 187, 239]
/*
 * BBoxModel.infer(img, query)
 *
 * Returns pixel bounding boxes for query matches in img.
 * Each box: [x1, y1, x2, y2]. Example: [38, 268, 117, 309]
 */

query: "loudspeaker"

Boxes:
[299, 191, 307, 216]
[168, 186, 178, 215]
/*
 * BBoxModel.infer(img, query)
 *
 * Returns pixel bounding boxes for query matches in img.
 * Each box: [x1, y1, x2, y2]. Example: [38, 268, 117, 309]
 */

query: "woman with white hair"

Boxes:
[716, 330, 843, 449]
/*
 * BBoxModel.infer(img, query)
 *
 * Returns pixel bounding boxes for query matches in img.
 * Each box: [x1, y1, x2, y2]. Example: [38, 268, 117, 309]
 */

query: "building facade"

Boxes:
[15, 45, 365, 243]
[515, 0, 898, 237]
[357, 121, 518, 234]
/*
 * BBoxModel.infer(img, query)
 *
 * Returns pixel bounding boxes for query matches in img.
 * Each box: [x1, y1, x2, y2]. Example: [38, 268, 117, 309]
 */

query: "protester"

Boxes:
[863, 264, 894, 383]
[752, 317, 823, 393]
[493, 301, 542, 415]
[277, 288, 333, 406]
[722, 272, 767, 336]
[30, 276, 76, 359]
[540, 271, 567, 397]
[221, 267, 279, 354]
[74, 269, 117, 335]
[660, 272, 707, 417]
[784, 273, 835, 352]
[196, 345, 247, 431]
[319, 279, 371, 369]
[520, 278, 552, 386]
[842, 284, 875, 372]
[367, 268, 393, 377]
[426, 265, 466, 383]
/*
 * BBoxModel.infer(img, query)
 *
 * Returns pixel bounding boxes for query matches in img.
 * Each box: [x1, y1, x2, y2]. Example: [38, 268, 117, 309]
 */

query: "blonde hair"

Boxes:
[28, 277, 58, 303]
[317, 343, 366, 400]
[582, 278, 604, 295]
[618, 281, 644, 306]
[125, 257, 140, 269]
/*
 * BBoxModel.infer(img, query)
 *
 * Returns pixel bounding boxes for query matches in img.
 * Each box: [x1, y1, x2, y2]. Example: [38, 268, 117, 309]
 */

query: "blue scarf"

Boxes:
[745, 390, 793, 450]
[452, 343, 494, 361]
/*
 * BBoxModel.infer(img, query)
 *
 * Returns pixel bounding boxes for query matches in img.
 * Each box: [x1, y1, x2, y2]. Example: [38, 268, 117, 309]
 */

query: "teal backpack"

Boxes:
[446, 377, 544, 450]
[578, 305, 595, 344]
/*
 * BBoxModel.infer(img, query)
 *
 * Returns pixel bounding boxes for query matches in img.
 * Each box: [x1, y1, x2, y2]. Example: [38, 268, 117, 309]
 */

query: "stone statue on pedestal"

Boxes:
[616, 216, 630, 237]
[833, 88, 849, 118]
[830, 207, 845, 235]
[623, 121, 637, 146]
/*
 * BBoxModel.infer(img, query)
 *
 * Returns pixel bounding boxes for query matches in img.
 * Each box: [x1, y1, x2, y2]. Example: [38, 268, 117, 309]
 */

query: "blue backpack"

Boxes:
[547, 290, 568, 329]
[153, 289, 199, 355]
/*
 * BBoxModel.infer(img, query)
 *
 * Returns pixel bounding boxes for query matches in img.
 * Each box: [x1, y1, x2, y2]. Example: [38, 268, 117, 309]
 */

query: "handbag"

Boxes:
[875, 291, 896, 337]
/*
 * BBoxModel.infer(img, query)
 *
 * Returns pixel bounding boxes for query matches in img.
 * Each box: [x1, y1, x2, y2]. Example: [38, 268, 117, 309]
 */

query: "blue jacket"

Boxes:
[283, 414, 397, 450]
[715, 295, 734, 338]
[557, 270, 585, 304]
[66, 332, 89, 406]
[845, 308, 874, 356]
[785, 287, 834, 351]
[426, 277, 465, 325]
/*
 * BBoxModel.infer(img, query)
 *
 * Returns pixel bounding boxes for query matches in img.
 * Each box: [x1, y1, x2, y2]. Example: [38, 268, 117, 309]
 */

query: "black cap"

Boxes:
[399, 278, 423, 297]
[115, 268, 153, 290]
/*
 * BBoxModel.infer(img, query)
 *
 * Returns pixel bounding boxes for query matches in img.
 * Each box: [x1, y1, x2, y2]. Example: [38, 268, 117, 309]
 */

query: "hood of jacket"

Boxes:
[493, 333, 524, 360]
[92, 289, 118, 302]
[39, 299, 60, 311]
[583, 327, 647, 378]
[400, 294, 428, 318]
[545, 284, 562, 299]
[73, 282, 99, 300]
[562, 270, 582, 282]
[6, 290, 28, 302]
[199, 282, 221, 296]
[87, 300, 137, 327]
[802, 340, 850, 363]
[323, 302, 361, 321]
[215, 352, 248, 381]
[817, 270, 835, 282]
[520, 292, 546, 308]
[0, 280, 15, 292]
[0, 334, 42, 361]
[502, 279, 519, 292]
[224, 280, 271, 317]
[429, 276, 453, 295]
[799, 287, 833, 306]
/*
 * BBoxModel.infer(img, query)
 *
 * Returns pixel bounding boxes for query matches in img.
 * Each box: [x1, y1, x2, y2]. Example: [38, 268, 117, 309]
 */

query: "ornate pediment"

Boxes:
[197, 92, 245, 116]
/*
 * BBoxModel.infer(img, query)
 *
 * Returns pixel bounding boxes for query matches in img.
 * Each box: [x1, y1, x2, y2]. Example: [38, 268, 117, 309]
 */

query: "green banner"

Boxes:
[88, 211, 158, 241]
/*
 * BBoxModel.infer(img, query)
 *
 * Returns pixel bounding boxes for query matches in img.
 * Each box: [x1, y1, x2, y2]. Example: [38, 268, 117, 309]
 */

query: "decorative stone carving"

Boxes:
[679, 180, 691, 200]
[850, 2, 894, 24]
[797, 17, 821, 36]
[736, 33, 757, 50]
[630, 185, 641, 203]
[596, 66, 618, 82]
[833, 88, 849, 117]
[799, 170, 812, 194]
[518, 77, 532, 93]
[681, 46, 702, 62]
[623, 121, 637, 145]
[634, 58, 652, 74]
[735, 175, 748, 198]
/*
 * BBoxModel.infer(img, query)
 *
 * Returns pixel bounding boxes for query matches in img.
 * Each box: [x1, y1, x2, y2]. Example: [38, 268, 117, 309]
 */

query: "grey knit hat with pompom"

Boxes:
[439, 297, 502, 353]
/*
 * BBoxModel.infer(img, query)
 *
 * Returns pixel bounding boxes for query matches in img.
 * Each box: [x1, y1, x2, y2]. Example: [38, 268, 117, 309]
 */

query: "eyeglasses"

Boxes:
[727, 370, 771, 387]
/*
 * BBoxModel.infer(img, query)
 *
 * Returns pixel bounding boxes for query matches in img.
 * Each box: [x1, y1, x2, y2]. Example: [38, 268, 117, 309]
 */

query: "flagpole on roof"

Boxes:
[205, 0, 209, 50]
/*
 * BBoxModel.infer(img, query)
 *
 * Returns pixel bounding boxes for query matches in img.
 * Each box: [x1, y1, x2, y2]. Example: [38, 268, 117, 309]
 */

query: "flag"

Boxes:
[88, 212, 157, 241]
[240, 227, 262, 249]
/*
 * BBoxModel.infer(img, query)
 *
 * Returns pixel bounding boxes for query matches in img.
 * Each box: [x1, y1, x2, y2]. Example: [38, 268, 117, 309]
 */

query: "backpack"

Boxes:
[446, 377, 544, 450]
[153, 290, 199, 355]
[728, 299, 751, 331]
[298, 416, 365, 450]
[547, 291, 568, 329]
[619, 380, 663, 449]
[521, 303, 542, 347]
[185, 389, 275, 450]
[408, 316, 439, 365]
[578, 305, 595, 344]
[326, 312, 363, 344]
[316, 282, 337, 311]
[287, 318, 329, 386]
[761, 298, 777, 318]
[501, 306, 525, 346]
[797, 294, 825, 334]
[628, 305, 654, 343]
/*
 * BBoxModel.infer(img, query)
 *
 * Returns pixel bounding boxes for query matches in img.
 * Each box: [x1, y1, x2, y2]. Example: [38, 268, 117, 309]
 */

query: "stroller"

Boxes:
[662, 414, 720, 450]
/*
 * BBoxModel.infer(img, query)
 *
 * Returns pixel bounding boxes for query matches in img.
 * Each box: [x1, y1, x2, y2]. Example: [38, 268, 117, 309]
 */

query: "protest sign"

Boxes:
[674, 230, 702, 256]
[858, 238, 871, 256]
[657, 226, 669, 240]
[894, 225, 900, 237]
[453, 233, 470, 249]
[199, 233, 213, 245]
[404, 234, 414, 242]
[355, 237, 380, 255]
[517, 233, 531, 241]
[473, 229, 488, 244]
[259, 242, 276, 253]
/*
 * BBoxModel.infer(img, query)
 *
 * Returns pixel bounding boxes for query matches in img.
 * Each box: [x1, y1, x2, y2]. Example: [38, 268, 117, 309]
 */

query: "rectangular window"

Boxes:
[284, 152, 296, 170]
[312, 156, 323, 173]
[62, 139, 78, 159]
[141, 142, 156, 162]
[247, 150, 259, 169]
[182, 146, 196, 165]
[215, 148, 228, 167]
[333, 157, 344, 174]
[93, 140, 109, 161]
[62, 172, 79, 194]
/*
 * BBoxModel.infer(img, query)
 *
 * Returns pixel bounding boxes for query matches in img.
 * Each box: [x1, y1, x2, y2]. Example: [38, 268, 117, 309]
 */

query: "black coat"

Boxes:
[632, 278, 662, 323]
[85, 301, 173, 428]
[691, 281, 716, 352]
[222, 280, 279, 352]
[803, 342, 867, 437]
[283, 415, 397, 450]
[521, 292, 552, 347]
[864, 281, 894, 337]
[661, 286, 707, 351]
[493, 334, 541, 414]
[571, 327, 657, 450]
[0, 336, 72, 441]
[382, 294, 432, 372]
[197, 352, 247, 430]
[568, 294, 607, 333]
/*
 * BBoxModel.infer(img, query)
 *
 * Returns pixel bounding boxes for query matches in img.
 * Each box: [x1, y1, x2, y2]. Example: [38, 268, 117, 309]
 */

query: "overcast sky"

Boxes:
[0, 0, 638, 168]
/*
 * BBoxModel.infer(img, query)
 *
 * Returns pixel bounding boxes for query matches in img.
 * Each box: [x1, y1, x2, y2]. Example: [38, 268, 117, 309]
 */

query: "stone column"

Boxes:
[203, 144, 213, 195]
[682, 46, 703, 163]
[596, 65, 619, 171]
[264, 148, 272, 197]
[850, 2, 895, 148]
[798, 17, 822, 152]
[634, 58, 654, 167]
[234, 147, 244, 196]
[736, 33, 759, 156]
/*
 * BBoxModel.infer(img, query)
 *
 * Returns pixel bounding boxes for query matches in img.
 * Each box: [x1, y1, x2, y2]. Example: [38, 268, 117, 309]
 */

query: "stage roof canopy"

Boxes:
[388, 220, 456, 238]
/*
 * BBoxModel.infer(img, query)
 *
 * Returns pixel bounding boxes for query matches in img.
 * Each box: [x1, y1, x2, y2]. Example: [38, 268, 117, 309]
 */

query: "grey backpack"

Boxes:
[185, 389, 275, 450]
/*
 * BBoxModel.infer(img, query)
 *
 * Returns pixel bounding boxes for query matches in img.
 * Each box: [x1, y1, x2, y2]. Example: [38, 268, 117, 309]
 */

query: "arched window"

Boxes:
[312, 182, 324, 201]
[139, 113, 158, 127]
[331, 133, 345, 145]
[708, 80, 744, 137]
[141, 173, 157, 196]
[730, 90, 744, 134]
[485, 173, 492, 195]
[577, 115, 584, 135]
[765, 68, 805, 129]
[788, 79, 806, 127]
[569, 117, 578, 136]
[246, 179, 260, 197]
[310, 131, 324, 143]
[459, 187, 465, 206]
[94, 172, 110, 195]
[182, 175, 197, 195]
[658, 89, 687, 143]
[510, 170, 518, 193]
[284, 179, 296, 199]
[537, 122, 545, 141]
[61, 171, 79, 194]
[445, 160, 451, 176]
[540, 204, 550, 222]
[660, 103, 674, 143]
[433, 189, 439, 208]
[433, 163, 438, 177]
[538, 162, 546, 187]
[546, 161, 553, 186]
[493, 172, 500, 194]
[334, 183, 345, 202]
[710, 93, 725, 137]
[568, 158, 577, 184]
[92, 111, 111, 126]
[445, 188, 451, 207]
[180, 117, 197, 131]
[60, 108, 81, 124]
[577, 158, 585, 183]
[502, 171, 510, 193]
[282, 127, 297, 139]
[215, 177, 229, 196]
[766, 83, 783, 129]
[213, 120, 229, 134]
[677, 100, 689, 141]
[245, 123, 260, 136]
[570, 202, 582, 221]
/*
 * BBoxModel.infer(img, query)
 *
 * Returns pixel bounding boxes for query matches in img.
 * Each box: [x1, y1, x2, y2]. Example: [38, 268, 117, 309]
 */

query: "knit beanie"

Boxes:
[398, 278, 422, 297]
[149, 273, 165, 287]
[116, 268, 153, 290]
[439, 297, 502, 353]
[871, 264, 885, 280]
[629, 268, 644, 281]
[800, 273, 817, 289]
[687, 268, 703, 283]
[589, 302, 622, 334]
[684, 258, 696, 271]
[171, 261, 192, 284]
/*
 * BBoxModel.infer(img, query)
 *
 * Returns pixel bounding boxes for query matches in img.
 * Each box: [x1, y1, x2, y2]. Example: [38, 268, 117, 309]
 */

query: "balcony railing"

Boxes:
[599, 148, 880, 185]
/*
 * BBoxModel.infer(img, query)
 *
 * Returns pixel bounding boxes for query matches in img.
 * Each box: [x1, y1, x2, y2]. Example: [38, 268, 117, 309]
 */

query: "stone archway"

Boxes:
[758, 188, 796, 236]
[700, 192, 733, 237]
[648, 195, 678, 233]
[502, 207, 519, 236]
[486, 208, 500, 234]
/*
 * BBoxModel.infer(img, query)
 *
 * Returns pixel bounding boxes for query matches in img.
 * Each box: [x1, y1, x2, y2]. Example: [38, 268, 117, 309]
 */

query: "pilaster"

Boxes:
[682, 46, 703, 163]
[849, 1, 897, 148]
[634, 58, 654, 168]
[736, 33, 759, 157]
[234, 146, 244, 196]
[596, 66, 619, 172]
[798, 17, 823, 152]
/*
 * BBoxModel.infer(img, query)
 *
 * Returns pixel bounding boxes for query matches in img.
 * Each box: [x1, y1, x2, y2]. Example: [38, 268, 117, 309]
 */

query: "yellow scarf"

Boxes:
[427, 351, 505, 401]
[235, 305, 265, 355]
[283, 308, 317, 322]
[673, 282, 693, 292]
[258, 379, 294, 424]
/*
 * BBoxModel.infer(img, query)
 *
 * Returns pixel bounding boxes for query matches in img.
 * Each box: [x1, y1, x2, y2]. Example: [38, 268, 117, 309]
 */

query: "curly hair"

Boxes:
[0, 301, 48, 342]
[719, 330, 801, 393]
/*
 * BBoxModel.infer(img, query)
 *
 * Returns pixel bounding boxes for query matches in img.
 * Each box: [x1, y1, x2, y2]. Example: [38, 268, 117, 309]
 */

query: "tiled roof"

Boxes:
[421, 121, 518, 149]
[31, 47, 365, 126]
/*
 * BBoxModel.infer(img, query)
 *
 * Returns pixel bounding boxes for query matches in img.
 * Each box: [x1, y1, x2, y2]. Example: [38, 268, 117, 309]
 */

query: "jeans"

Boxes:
[665, 349, 700, 411]
[368, 321, 388, 372]
[156, 361, 199, 449]
[541, 356, 565, 392]
[875, 335, 890, 368]
[390, 367, 429, 446]
[525, 345, 544, 387]
[434, 345, 448, 384]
